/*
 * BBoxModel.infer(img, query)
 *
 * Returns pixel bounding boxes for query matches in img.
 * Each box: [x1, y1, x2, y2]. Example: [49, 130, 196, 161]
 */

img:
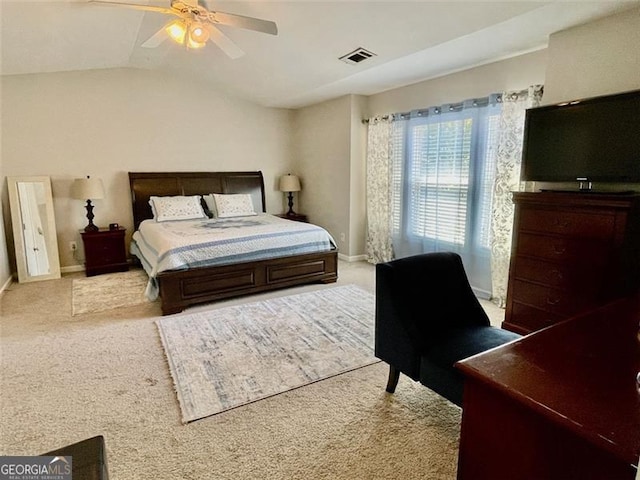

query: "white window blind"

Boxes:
[408, 119, 471, 245]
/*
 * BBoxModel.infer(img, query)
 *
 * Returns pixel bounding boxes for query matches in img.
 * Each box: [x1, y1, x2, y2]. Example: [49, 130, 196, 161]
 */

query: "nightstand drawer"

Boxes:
[85, 239, 126, 265]
[519, 208, 615, 240]
[81, 228, 128, 276]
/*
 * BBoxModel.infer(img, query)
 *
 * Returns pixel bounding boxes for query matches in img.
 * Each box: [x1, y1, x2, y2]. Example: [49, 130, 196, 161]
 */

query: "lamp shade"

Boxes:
[279, 174, 301, 192]
[72, 177, 105, 200]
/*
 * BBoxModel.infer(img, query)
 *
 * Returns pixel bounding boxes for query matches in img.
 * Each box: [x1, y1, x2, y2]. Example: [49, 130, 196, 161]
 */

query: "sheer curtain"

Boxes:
[490, 85, 544, 306]
[390, 96, 502, 297]
[365, 116, 395, 263]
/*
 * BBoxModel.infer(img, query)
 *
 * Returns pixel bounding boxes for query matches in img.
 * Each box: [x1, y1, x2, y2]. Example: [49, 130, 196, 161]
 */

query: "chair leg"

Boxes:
[385, 365, 400, 393]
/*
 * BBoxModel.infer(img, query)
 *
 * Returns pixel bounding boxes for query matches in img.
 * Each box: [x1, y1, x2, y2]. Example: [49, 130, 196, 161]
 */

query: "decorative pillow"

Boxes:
[149, 195, 207, 222]
[202, 194, 218, 218]
[212, 193, 257, 218]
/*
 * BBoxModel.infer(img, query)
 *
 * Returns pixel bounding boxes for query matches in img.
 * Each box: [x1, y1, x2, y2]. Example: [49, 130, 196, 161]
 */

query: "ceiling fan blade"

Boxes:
[204, 24, 245, 59]
[205, 9, 278, 36]
[173, 0, 199, 7]
[141, 25, 169, 48]
[88, 0, 176, 15]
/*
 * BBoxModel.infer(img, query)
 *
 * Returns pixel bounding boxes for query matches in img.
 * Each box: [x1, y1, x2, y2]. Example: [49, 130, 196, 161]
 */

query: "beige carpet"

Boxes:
[71, 269, 151, 315]
[157, 285, 378, 422]
[0, 261, 476, 479]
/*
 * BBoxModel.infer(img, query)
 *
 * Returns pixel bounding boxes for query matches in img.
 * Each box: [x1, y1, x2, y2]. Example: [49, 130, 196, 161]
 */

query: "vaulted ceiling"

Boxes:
[1, 1, 638, 108]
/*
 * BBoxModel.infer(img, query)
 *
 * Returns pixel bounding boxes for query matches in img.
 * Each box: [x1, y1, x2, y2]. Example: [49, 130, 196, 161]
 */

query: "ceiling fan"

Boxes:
[89, 0, 278, 59]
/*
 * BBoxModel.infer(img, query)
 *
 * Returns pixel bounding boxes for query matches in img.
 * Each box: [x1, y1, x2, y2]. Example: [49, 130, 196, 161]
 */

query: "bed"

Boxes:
[128, 171, 338, 315]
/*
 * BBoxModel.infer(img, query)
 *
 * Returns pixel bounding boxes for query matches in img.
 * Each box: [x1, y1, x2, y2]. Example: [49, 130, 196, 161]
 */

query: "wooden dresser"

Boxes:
[503, 191, 640, 334]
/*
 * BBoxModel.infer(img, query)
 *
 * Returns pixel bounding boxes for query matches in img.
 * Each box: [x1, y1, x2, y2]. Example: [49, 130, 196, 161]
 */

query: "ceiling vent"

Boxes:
[339, 47, 376, 65]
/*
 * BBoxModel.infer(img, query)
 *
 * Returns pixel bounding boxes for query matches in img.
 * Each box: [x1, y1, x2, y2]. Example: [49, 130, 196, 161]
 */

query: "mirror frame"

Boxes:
[7, 176, 61, 283]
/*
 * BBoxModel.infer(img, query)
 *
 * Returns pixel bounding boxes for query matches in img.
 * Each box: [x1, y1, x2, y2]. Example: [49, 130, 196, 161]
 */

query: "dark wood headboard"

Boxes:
[128, 171, 266, 231]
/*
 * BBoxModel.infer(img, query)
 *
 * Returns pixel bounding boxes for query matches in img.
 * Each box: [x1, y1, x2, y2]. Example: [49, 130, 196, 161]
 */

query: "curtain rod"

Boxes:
[362, 87, 537, 124]
[362, 115, 392, 124]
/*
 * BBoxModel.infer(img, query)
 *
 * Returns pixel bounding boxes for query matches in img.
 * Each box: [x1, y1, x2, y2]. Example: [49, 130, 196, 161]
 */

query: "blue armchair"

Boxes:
[375, 252, 521, 406]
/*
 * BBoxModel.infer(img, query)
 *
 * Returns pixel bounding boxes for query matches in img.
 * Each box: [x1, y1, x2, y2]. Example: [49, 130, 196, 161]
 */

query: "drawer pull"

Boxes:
[551, 269, 564, 280]
[552, 245, 566, 255]
[546, 297, 561, 306]
[553, 219, 570, 228]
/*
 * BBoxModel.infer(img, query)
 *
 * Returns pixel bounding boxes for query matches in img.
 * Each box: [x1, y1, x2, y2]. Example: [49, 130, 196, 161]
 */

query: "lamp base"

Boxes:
[84, 200, 99, 232]
[286, 192, 296, 216]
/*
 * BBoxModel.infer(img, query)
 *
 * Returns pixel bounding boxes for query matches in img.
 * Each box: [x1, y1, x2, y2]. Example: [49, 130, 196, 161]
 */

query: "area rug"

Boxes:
[156, 284, 378, 423]
[72, 269, 151, 316]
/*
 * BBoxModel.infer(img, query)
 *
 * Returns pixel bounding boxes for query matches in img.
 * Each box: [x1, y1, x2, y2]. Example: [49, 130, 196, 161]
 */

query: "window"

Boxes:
[390, 96, 502, 295]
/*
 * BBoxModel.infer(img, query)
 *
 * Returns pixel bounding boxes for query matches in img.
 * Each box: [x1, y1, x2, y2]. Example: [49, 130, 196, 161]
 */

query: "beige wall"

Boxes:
[543, 7, 640, 105]
[367, 49, 549, 117]
[290, 94, 367, 260]
[1, 68, 294, 270]
[349, 95, 368, 259]
[292, 95, 352, 255]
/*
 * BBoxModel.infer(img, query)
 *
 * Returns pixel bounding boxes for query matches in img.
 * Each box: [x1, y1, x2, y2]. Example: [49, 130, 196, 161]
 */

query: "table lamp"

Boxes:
[278, 174, 301, 216]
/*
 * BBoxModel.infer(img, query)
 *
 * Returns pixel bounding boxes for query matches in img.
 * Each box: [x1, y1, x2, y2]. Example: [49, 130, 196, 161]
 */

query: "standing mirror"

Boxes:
[7, 176, 61, 283]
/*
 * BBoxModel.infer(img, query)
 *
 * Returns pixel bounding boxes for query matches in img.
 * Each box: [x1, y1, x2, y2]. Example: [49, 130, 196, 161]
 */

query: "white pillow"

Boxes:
[212, 193, 257, 218]
[149, 195, 207, 222]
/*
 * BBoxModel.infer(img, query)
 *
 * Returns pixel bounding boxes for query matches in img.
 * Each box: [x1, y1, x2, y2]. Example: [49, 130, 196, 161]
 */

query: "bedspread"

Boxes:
[130, 214, 336, 300]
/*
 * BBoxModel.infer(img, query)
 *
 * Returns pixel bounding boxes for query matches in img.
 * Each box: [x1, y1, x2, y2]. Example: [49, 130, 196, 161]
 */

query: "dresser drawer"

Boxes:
[517, 233, 611, 265]
[518, 207, 615, 240]
[510, 279, 597, 317]
[505, 302, 564, 333]
[511, 256, 605, 292]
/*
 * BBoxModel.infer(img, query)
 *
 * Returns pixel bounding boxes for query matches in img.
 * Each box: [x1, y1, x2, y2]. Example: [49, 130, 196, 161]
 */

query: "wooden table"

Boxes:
[456, 294, 640, 480]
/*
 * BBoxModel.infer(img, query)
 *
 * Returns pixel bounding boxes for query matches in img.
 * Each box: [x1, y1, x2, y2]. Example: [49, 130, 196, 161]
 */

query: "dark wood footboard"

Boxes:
[157, 250, 338, 315]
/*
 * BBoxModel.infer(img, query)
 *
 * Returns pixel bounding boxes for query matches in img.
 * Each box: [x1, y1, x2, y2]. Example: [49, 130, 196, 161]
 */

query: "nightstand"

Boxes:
[276, 213, 308, 223]
[80, 227, 129, 277]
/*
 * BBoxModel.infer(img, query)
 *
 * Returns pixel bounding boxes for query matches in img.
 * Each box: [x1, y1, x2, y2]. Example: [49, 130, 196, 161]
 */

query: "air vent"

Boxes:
[339, 47, 376, 65]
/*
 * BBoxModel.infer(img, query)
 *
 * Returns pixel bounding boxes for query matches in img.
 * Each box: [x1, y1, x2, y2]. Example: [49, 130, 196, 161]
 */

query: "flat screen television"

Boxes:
[521, 89, 640, 185]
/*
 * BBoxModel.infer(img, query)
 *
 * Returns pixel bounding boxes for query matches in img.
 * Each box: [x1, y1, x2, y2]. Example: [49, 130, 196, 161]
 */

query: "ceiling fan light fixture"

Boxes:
[89, 0, 276, 57]
[187, 22, 209, 49]
[190, 23, 209, 43]
[165, 19, 187, 45]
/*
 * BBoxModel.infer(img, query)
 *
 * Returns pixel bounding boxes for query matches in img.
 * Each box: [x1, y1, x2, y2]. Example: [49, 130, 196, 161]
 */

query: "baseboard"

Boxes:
[61, 265, 85, 274]
[0, 275, 13, 295]
[472, 287, 491, 300]
[337, 253, 367, 262]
